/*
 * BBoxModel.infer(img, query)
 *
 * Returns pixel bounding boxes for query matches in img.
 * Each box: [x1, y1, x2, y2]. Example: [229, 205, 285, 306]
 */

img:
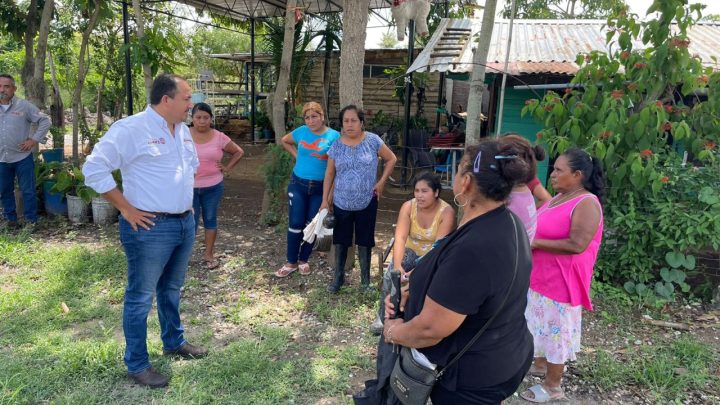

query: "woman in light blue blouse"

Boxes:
[275, 102, 340, 278]
[320, 105, 397, 292]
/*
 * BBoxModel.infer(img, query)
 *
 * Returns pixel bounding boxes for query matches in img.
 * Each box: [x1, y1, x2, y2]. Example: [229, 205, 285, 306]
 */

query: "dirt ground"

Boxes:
[15, 143, 720, 403]
[198, 144, 720, 404]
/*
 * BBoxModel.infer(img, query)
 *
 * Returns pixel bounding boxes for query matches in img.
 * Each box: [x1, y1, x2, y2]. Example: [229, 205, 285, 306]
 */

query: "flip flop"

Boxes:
[520, 384, 565, 403]
[274, 264, 298, 278]
[529, 364, 547, 377]
[298, 262, 311, 275]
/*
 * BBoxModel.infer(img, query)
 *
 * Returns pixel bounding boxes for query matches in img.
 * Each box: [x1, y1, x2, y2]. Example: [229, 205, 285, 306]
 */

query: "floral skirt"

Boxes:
[525, 289, 583, 364]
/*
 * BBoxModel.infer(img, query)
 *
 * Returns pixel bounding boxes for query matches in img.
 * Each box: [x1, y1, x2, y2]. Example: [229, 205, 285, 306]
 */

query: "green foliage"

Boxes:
[48, 126, 65, 148]
[522, 0, 720, 301]
[260, 144, 293, 226]
[384, 63, 430, 105]
[623, 251, 693, 308]
[186, 26, 250, 82]
[597, 156, 720, 302]
[502, 0, 627, 19]
[49, 164, 98, 203]
[262, 17, 324, 106]
[0, 32, 22, 76]
[367, 110, 398, 133]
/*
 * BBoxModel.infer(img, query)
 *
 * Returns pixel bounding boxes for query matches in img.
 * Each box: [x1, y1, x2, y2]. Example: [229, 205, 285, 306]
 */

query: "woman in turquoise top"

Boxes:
[275, 102, 340, 278]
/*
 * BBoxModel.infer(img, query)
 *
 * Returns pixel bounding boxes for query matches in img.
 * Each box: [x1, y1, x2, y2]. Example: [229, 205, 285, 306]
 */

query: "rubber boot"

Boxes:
[358, 245, 372, 289]
[328, 244, 348, 293]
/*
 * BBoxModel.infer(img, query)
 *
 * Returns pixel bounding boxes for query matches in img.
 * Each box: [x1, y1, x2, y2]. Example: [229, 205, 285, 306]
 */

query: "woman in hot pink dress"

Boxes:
[191, 103, 244, 269]
[521, 147, 605, 403]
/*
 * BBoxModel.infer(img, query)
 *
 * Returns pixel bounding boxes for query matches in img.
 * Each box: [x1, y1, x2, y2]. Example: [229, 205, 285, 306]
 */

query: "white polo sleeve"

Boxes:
[82, 122, 132, 194]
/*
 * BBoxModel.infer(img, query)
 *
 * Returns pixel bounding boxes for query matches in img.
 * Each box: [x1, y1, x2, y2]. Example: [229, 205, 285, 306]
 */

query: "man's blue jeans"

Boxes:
[0, 154, 38, 223]
[119, 213, 195, 374]
[287, 173, 323, 264]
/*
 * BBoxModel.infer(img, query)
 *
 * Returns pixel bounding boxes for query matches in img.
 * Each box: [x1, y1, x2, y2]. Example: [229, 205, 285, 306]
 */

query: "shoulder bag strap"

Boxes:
[437, 212, 520, 378]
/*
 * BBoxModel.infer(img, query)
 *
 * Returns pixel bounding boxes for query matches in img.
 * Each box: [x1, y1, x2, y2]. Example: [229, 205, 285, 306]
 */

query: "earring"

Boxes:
[453, 192, 467, 207]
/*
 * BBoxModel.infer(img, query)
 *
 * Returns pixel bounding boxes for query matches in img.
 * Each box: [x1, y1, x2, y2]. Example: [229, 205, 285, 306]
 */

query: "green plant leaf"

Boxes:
[660, 267, 670, 281]
[665, 251, 684, 268]
[683, 255, 695, 270]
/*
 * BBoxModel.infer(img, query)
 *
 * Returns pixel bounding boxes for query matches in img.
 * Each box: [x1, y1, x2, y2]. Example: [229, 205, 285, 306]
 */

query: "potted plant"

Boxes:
[37, 161, 67, 216]
[90, 169, 121, 225]
[255, 110, 273, 141]
[42, 126, 65, 162]
[51, 165, 97, 224]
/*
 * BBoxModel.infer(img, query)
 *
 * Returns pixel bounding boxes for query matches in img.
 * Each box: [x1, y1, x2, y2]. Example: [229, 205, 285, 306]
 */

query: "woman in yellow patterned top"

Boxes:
[371, 171, 455, 334]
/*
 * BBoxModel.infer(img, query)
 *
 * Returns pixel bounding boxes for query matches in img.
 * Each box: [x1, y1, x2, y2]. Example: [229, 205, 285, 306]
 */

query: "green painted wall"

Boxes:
[495, 88, 550, 186]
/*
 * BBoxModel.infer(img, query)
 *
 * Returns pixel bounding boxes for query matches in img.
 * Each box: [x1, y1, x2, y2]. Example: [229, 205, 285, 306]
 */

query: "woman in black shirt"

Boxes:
[383, 140, 534, 404]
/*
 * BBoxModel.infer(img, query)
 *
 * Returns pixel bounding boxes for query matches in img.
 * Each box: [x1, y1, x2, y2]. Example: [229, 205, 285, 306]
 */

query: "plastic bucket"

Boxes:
[42, 181, 67, 216]
[41, 148, 64, 163]
[91, 197, 118, 225]
[67, 195, 90, 224]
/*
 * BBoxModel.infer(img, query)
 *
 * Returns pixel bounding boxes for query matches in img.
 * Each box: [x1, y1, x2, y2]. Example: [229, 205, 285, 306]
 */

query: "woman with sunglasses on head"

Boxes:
[383, 140, 534, 404]
[275, 101, 340, 278]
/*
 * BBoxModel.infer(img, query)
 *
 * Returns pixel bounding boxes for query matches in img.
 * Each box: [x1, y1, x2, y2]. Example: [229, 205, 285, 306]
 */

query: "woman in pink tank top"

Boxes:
[190, 103, 244, 269]
[521, 147, 605, 403]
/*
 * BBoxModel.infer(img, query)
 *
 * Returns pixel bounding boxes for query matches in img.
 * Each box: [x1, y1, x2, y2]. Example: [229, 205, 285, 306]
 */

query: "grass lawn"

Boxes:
[0, 229, 376, 404]
[1, 225, 718, 404]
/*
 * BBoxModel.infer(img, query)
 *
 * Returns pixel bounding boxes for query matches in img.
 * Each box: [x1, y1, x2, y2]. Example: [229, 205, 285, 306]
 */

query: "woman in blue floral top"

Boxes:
[321, 105, 397, 293]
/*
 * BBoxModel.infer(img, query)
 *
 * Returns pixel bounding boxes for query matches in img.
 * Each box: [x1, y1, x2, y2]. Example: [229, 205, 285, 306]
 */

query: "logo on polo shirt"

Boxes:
[148, 137, 166, 145]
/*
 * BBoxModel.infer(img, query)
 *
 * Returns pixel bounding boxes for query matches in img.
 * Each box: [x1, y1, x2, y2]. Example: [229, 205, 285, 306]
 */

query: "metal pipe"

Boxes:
[122, 0, 133, 115]
[495, 0, 516, 137]
[250, 18, 256, 138]
[512, 83, 575, 90]
[434, 0, 449, 133]
[402, 19, 415, 186]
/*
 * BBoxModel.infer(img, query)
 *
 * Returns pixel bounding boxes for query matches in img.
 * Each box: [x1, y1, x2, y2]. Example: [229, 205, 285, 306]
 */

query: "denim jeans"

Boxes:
[0, 154, 37, 223]
[287, 173, 324, 264]
[119, 213, 195, 374]
[193, 181, 225, 231]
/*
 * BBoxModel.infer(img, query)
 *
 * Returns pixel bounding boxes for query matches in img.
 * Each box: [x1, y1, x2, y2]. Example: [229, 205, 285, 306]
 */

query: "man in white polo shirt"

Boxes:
[83, 74, 207, 388]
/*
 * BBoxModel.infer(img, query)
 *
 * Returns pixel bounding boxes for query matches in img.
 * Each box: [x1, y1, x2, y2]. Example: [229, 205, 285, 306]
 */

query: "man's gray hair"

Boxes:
[0, 74, 16, 86]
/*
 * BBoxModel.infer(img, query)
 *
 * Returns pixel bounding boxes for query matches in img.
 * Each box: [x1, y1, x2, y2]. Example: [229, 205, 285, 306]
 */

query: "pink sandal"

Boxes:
[274, 264, 298, 278]
[298, 262, 311, 275]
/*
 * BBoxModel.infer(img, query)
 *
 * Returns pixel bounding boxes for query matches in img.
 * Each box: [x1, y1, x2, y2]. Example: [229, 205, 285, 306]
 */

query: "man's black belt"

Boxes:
[146, 210, 192, 219]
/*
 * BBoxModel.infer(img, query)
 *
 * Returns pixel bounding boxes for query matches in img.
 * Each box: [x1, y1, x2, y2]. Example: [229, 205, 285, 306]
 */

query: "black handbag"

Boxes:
[390, 213, 521, 405]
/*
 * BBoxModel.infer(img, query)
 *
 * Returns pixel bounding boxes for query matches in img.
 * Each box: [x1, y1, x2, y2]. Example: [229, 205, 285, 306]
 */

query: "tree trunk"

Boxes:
[47, 50, 64, 130]
[339, 0, 370, 108]
[96, 63, 108, 132]
[322, 40, 333, 118]
[21, 0, 38, 91]
[26, 0, 54, 109]
[465, 0, 498, 145]
[71, 1, 102, 161]
[272, 0, 296, 143]
[132, 0, 153, 105]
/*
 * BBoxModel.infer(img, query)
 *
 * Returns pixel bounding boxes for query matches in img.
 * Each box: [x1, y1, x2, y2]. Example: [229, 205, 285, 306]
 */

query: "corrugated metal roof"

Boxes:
[409, 18, 720, 75]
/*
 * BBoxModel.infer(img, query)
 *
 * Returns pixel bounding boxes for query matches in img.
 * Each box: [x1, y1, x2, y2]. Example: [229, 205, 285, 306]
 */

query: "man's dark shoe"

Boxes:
[129, 367, 169, 388]
[164, 343, 208, 359]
